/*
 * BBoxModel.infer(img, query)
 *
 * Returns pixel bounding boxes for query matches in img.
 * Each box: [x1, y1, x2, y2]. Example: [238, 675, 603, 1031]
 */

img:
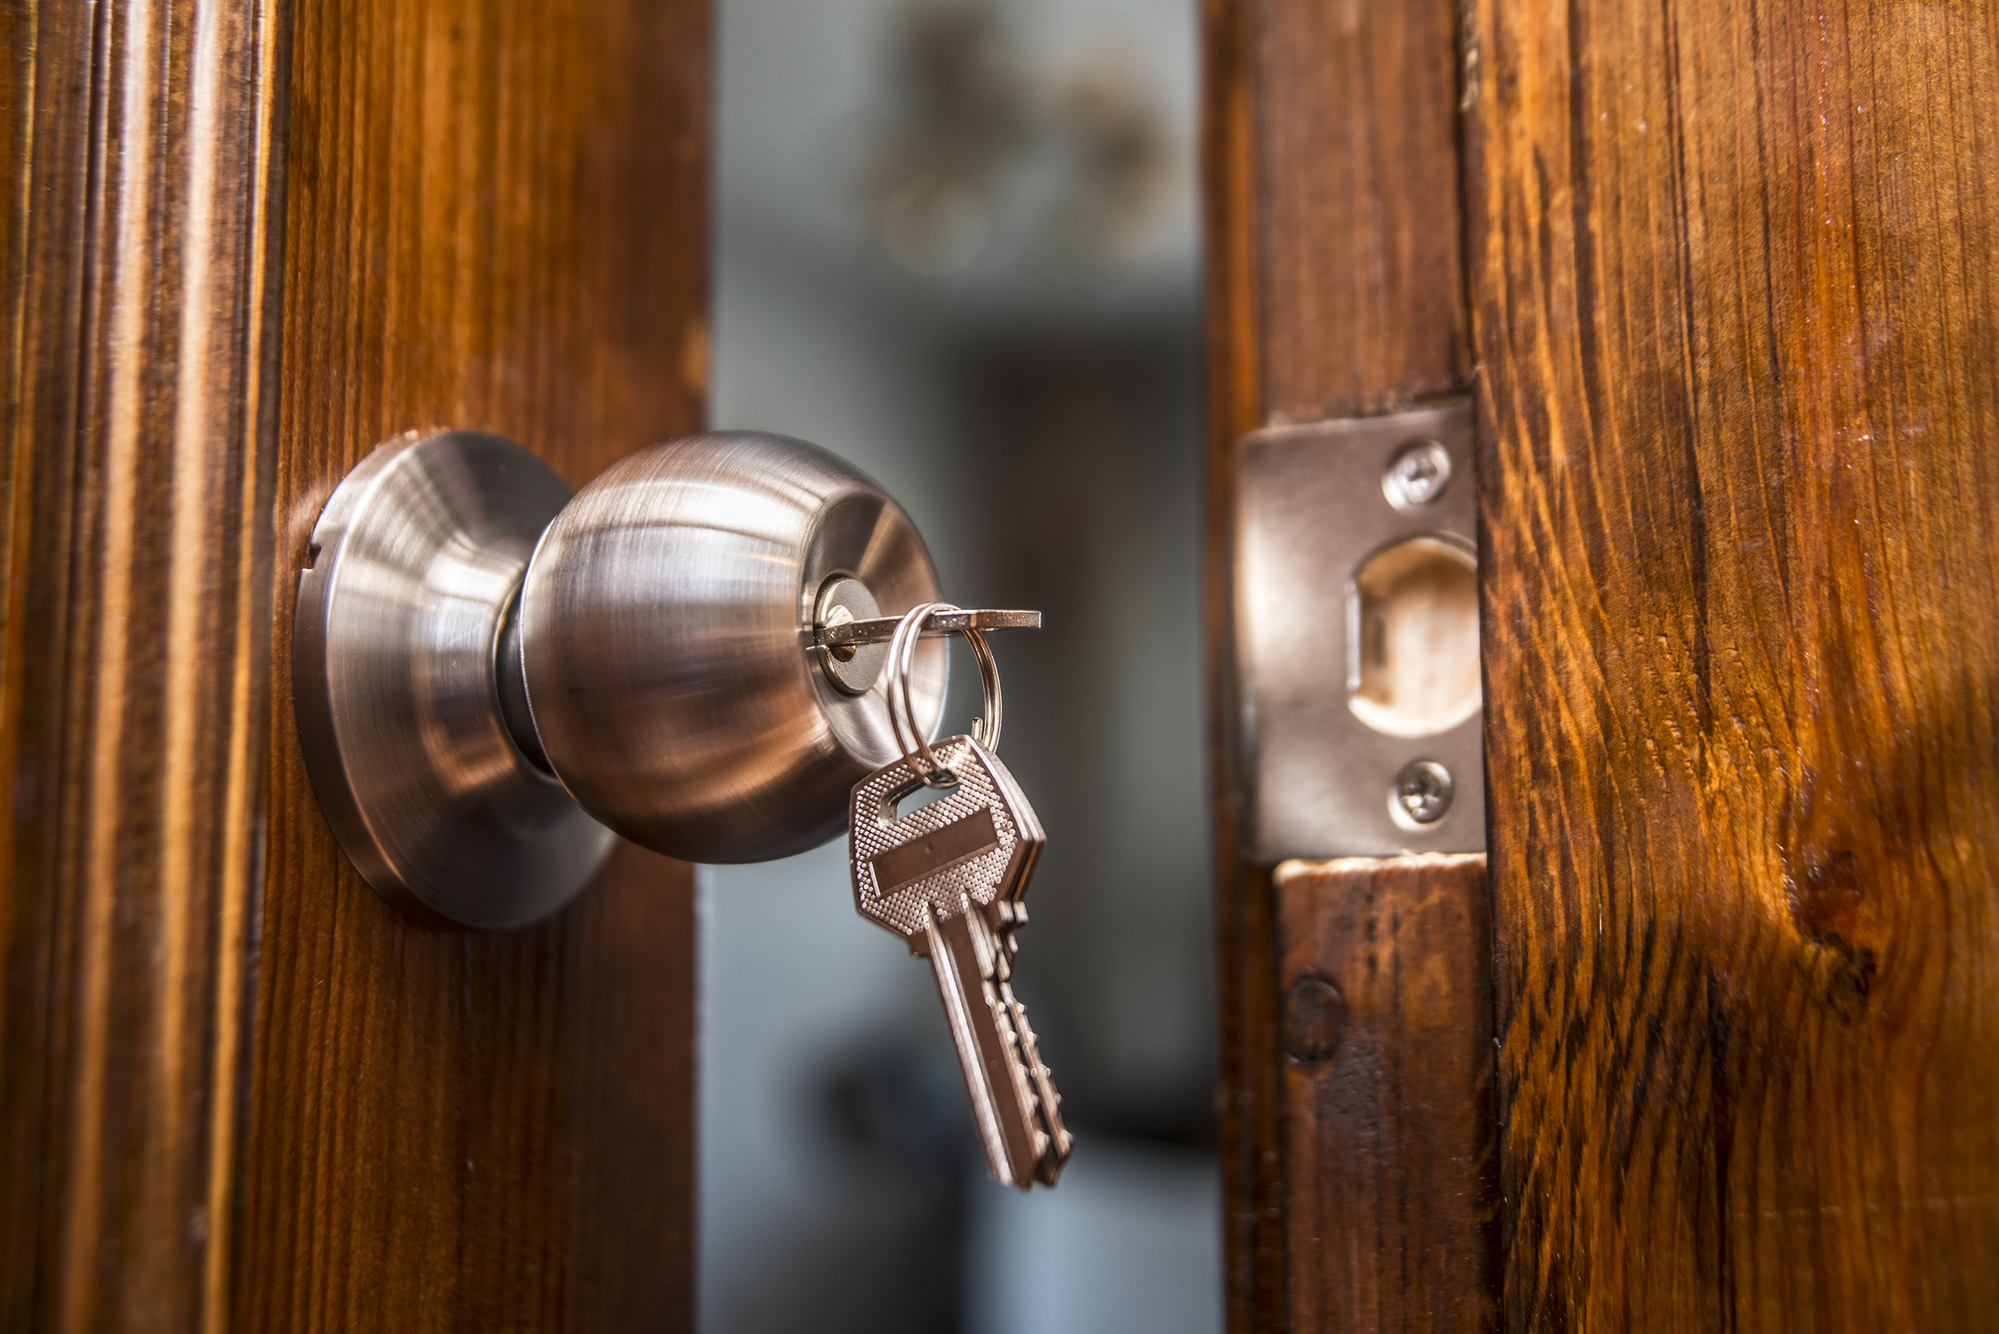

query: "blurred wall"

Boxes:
[702, 3, 1214, 1329]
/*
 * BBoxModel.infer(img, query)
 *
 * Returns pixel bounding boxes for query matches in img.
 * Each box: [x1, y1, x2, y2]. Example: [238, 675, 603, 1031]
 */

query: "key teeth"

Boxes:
[969, 907, 1068, 1190]
[997, 978, 1071, 1186]
[976, 938, 1050, 1188]
[978, 903, 1068, 1187]
[991, 1013, 1049, 1188]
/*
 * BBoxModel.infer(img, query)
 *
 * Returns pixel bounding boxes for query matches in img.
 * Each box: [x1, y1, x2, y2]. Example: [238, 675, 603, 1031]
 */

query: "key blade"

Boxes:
[821, 608, 1041, 648]
[924, 901, 1048, 1189]
[1000, 978, 1073, 1184]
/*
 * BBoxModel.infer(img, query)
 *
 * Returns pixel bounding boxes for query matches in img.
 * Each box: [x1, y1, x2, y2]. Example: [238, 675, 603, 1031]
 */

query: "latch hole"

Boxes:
[1348, 536, 1480, 738]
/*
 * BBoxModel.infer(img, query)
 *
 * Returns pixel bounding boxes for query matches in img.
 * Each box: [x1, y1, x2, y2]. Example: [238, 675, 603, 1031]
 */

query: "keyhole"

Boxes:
[1348, 536, 1480, 737]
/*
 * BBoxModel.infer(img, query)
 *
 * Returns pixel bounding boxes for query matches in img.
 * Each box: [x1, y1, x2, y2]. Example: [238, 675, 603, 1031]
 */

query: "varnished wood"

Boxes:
[1466, 0, 1999, 1326]
[1211, 0, 1470, 431]
[1201, 0, 1285, 1319]
[237, 0, 709, 1330]
[6, 0, 708, 1327]
[1277, 856, 1495, 1334]
[1203, 0, 1485, 1329]
[1, 1, 286, 1328]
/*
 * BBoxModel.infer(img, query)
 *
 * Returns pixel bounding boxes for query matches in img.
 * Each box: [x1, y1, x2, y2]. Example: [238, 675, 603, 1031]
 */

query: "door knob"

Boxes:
[293, 428, 1031, 928]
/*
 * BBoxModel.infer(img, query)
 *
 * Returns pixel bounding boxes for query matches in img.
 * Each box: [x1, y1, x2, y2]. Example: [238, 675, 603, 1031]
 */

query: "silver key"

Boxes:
[850, 733, 1071, 1188]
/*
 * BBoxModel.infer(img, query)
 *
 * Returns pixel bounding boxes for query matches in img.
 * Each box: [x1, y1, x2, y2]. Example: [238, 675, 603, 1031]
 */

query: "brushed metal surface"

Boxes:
[1235, 402, 1486, 859]
[519, 431, 945, 862]
[293, 430, 616, 927]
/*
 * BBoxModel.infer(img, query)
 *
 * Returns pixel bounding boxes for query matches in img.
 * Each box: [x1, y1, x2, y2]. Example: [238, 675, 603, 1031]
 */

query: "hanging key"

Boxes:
[849, 732, 1071, 1188]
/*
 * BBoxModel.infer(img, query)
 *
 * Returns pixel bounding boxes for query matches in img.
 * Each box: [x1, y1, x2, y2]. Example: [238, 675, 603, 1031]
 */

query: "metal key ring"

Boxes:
[885, 602, 1003, 788]
[885, 602, 951, 785]
[892, 604, 1003, 757]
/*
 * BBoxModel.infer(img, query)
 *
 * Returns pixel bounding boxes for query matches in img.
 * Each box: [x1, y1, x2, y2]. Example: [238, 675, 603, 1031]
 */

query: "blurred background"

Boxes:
[701, 1, 1212, 1329]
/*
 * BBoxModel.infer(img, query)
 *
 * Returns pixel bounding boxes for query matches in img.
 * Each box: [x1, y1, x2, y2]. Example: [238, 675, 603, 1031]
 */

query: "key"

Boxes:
[850, 733, 1071, 1187]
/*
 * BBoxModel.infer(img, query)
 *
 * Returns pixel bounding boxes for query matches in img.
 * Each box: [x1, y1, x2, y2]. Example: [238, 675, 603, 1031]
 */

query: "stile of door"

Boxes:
[1204, 0, 1497, 1330]
[2, 0, 710, 1329]
[3, 2, 292, 1327]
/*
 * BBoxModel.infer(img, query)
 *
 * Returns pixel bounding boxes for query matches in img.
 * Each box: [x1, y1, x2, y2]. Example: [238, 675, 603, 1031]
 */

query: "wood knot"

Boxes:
[1282, 974, 1346, 1064]
[1786, 849, 1864, 950]
[1785, 849, 1877, 1016]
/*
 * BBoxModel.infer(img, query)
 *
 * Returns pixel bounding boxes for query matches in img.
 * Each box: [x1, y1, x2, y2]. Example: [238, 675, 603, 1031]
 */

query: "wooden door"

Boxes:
[3, 0, 707, 1329]
[1209, 0, 1999, 1330]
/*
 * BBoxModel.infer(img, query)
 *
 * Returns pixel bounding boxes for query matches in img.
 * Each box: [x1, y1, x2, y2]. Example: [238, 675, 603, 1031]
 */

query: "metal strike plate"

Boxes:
[1234, 400, 1485, 860]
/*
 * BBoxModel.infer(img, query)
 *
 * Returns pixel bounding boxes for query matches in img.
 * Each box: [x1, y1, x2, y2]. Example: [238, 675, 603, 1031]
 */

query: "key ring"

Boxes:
[887, 602, 1003, 787]
[885, 601, 1003, 789]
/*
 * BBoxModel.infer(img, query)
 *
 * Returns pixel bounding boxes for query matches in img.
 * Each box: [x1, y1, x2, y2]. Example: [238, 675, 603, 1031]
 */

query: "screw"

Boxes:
[1383, 439, 1452, 509]
[1393, 759, 1454, 825]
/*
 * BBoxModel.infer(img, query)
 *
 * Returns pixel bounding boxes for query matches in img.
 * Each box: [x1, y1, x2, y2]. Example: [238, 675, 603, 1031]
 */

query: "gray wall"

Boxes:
[702, 3, 1215, 1329]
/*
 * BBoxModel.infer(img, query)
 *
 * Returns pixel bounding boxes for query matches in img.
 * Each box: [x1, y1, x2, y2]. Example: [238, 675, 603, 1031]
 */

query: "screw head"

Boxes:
[1392, 759, 1454, 826]
[1383, 439, 1452, 509]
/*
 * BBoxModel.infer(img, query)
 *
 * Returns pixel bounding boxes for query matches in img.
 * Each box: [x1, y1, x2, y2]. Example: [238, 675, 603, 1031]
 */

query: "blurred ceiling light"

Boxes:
[859, 0, 1176, 277]
[880, 174, 993, 274]
[1057, 70, 1171, 255]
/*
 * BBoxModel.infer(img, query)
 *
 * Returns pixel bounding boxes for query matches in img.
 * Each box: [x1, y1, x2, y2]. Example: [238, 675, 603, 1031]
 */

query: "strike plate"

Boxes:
[1233, 401, 1486, 860]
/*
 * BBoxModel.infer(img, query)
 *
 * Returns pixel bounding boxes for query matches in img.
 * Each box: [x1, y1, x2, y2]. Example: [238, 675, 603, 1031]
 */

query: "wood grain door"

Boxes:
[1208, 0, 1999, 1330]
[4, 0, 708, 1329]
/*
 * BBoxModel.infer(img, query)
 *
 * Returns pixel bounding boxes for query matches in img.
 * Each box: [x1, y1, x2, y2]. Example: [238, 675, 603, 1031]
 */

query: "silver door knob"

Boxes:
[293, 429, 1018, 928]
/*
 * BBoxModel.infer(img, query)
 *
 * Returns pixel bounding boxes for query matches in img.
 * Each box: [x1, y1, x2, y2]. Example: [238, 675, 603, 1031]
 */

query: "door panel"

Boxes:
[4, 0, 707, 1328]
[240, 0, 707, 1329]
[1466, 1, 1999, 1326]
